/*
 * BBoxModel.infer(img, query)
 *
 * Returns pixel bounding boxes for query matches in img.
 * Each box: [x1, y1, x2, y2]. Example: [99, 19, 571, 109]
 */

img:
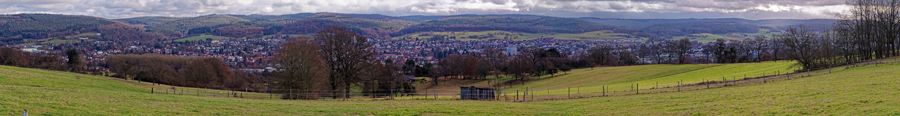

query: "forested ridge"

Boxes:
[0, 14, 116, 41]
[393, 17, 657, 38]
[640, 21, 759, 37]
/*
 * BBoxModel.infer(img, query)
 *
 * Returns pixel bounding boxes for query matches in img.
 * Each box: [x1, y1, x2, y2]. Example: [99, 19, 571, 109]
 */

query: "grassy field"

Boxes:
[393, 30, 638, 41]
[175, 34, 236, 42]
[2, 59, 899, 115]
[417, 61, 796, 96]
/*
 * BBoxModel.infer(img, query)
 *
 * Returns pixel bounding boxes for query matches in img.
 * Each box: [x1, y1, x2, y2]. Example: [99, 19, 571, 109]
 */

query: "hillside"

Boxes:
[120, 15, 253, 36]
[0, 14, 164, 43]
[117, 13, 408, 39]
[400, 14, 549, 21]
[394, 17, 656, 38]
[0, 14, 116, 41]
[417, 61, 796, 95]
[577, 18, 838, 30]
[641, 21, 760, 37]
[2, 58, 899, 115]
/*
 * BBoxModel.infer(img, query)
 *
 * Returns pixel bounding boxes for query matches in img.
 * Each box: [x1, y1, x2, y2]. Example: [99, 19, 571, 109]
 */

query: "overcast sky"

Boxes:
[0, 0, 850, 19]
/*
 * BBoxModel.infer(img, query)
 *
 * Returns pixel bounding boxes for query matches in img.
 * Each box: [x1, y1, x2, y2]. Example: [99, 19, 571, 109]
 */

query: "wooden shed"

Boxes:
[460, 86, 495, 100]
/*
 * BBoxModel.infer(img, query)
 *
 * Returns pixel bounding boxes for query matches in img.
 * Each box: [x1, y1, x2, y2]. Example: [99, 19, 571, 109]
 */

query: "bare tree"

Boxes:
[275, 37, 327, 99]
[314, 25, 373, 99]
[667, 38, 693, 64]
[482, 47, 507, 78]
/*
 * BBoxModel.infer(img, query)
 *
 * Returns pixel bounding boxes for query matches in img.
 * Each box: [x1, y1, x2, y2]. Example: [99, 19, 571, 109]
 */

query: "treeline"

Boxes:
[772, 0, 900, 70]
[431, 47, 581, 83]
[393, 17, 656, 38]
[0, 47, 67, 71]
[0, 47, 96, 74]
[106, 54, 263, 90]
[701, 37, 776, 64]
[274, 26, 414, 99]
[641, 21, 759, 37]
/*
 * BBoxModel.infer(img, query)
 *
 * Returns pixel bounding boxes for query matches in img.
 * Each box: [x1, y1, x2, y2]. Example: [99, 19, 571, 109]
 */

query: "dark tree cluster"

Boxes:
[0, 47, 67, 71]
[773, 0, 900, 70]
[106, 54, 263, 90]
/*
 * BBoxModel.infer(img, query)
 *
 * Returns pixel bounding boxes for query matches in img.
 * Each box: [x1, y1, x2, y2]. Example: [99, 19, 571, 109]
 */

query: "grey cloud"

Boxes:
[0, 0, 846, 19]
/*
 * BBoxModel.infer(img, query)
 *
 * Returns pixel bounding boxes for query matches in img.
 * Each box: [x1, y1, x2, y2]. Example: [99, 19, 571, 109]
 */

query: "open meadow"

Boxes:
[2, 58, 900, 115]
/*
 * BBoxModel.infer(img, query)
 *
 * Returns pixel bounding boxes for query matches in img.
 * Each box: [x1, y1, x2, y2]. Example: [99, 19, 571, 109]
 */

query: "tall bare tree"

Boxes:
[482, 47, 507, 78]
[314, 25, 373, 99]
[275, 37, 327, 99]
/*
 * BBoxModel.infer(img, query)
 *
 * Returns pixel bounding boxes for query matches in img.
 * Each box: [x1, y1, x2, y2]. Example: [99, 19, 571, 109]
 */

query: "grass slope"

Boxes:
[423, 61, 794, 95]
[2, 59, 899, 115]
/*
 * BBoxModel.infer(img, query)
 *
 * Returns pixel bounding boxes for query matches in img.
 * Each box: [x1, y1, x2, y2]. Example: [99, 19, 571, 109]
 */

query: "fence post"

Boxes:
[677, 81, 680, 91]
[706, 80, 709, 89]
[602, 86, 605, 96]
[289, 89, 292, 99]
[151, 87, 154, 94]
[433, 89, 436, 100]
[568, 87, 570, 98]
[636, 83, 639, 94]
[733, 76, 736, 85]
[516, 90, 519, 101]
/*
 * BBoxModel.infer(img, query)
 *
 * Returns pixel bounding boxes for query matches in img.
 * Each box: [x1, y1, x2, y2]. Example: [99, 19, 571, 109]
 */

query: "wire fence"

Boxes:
[148, 59, 900, 102]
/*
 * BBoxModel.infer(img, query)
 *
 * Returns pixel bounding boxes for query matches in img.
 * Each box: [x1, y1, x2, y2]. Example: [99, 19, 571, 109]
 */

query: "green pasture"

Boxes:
[496, 61, 796, 95]
[1, 58, 900, 115]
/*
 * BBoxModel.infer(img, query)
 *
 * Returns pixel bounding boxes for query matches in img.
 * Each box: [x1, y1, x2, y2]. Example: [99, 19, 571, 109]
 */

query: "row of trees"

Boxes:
[0, 47, 89, 74]
[0, 47, 67, 71]
[774, 0, 900, 70]
[275, 25, 413, 99]
[106, 54, 263, 90]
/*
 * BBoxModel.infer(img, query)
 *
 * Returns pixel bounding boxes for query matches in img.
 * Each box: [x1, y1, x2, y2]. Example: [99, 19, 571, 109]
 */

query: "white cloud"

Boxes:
[0, 0, 847, 19]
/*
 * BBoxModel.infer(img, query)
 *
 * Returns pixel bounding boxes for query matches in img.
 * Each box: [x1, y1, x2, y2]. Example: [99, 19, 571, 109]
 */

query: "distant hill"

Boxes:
[119, 15, 253, 37]
[394, 16, 656, 38]
[577, 18, 838, 31]
[400, 14, 549, 21]
[0, 14, 115, 41]
[0, 14, 161, 42]
[117, 13, 410, 39]
[641, 21, 759, 37]
[2, 13, 842, 43]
